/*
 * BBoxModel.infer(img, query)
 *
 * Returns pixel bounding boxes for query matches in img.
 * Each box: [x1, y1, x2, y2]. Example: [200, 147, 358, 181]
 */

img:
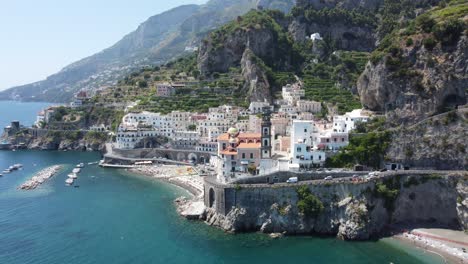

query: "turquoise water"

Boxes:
[0, 101, 445, 263]
[0, 100, 51, 128]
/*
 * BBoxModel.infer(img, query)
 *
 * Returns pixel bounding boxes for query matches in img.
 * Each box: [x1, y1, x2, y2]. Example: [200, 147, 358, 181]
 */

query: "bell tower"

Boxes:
[261, 106, 272, 159]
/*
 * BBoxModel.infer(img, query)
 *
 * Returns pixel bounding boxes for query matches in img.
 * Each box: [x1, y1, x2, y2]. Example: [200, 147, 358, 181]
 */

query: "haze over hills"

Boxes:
[0, 0, 295, 103]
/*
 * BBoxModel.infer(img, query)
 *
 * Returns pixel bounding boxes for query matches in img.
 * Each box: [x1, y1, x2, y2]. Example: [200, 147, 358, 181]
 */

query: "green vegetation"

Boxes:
[292, 6, 377, 28]
[296, 186, 324, 217]
[326, 131, 392, 169]
[374, 178, 400, 211]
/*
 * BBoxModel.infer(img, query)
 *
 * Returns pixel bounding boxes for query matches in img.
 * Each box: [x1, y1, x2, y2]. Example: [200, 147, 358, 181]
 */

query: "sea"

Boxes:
[0, 100, 444, 264]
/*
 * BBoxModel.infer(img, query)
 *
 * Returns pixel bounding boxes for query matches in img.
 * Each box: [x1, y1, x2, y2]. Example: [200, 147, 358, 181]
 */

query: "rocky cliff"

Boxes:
[203, 172, 467, 240]
[386, 108, 468, 170]
[240, 49, 274, 103]
[357, 2, 467, 122]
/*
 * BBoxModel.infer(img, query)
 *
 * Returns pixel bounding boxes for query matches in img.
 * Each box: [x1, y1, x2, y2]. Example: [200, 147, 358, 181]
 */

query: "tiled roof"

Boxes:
[237, 143, 261, 149]
[218, 132, 261, 141]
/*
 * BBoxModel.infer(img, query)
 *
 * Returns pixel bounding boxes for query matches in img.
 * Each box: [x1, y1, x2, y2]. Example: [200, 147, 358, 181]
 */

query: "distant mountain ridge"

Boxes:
[0, 0, 295, 102]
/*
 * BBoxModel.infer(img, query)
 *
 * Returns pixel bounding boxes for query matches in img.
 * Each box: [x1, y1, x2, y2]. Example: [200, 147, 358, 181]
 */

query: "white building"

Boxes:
[297, 100, 321, 113]
[249, 101, 273, 114]
[289, 120, 325, 169]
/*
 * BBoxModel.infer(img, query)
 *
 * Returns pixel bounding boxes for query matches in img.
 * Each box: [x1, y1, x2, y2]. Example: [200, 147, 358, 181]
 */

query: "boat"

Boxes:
[2, 169, 11, 174]
[76, 163, 84, 168]
[9, 166, 16, 171]
[67, 173, 78, 179]
[72, 168, 81, 174]
[13, 164, 23, 169]
[0, 174, 3, 177]
[65, 178, 74, 186]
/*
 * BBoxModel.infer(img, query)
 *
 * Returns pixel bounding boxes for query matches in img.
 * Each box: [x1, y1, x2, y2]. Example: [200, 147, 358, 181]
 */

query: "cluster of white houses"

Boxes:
[114, 82, 370, 181]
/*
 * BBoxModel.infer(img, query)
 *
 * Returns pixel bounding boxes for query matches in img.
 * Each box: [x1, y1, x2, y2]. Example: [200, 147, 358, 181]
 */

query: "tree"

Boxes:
[138, 80, 148, 88]
[296, 186, 324, 217]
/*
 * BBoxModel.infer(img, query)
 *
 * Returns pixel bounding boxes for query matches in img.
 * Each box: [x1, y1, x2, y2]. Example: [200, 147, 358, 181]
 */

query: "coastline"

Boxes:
[393, 229, 468, 263]
[126, 165, 204, 198]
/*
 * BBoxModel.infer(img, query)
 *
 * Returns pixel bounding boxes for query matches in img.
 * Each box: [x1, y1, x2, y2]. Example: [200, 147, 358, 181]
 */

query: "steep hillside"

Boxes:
[0, 0, 295, 103]
[358, 0, 467, 122]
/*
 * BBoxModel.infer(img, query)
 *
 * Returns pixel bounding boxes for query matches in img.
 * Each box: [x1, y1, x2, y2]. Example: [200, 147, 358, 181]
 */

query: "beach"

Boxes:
[395, 228, 468, 263]
[129, 165, 204, 198]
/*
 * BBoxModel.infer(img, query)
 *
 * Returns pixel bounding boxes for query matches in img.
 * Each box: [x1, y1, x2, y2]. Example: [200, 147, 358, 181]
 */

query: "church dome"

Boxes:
[227, 127, 239, 136]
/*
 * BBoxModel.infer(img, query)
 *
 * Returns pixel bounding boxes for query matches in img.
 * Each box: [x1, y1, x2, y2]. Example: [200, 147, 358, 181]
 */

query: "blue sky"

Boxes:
[0, 0, 207, 91]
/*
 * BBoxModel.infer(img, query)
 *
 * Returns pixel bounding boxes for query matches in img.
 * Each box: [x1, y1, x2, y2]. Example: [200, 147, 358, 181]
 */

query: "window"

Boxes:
[242, 153, 245, 159]
[334, 138, 337, 142]
[326, 139, 330, 143]
[342, 138, 345, 142]
[319, 155, 322, 160]
[264, 139, 268, 146]
[304, 129, 307, 132]
[297, 147, 302, 152]
[250, 153, 253, 159]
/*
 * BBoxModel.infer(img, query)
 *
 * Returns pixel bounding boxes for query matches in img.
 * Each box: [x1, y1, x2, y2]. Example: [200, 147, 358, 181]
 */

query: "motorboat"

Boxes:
[2, 169, 11, 174]
[13, 164, 23, 169]
[9, 166, 16, 171]
[72, 168, 81, 174]
[0, 174, 3, 177]
[76, 163, 85, 168]
[65, 178, 74, 186]
[67, 173, 78, 179]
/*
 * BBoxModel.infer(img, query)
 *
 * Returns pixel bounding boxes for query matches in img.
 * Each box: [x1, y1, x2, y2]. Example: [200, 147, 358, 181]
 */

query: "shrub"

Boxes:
[434, 18, 465, 45]
[375, 182, 399, 211]
[416, 14, 436, 33]
[297, 186, 324, 217]
[405, 38, 414, 47]
[423, 37, 437, 50]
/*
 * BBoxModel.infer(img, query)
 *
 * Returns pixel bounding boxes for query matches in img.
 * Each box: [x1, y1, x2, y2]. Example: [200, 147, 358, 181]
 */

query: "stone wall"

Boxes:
[203, 171, 467, 239]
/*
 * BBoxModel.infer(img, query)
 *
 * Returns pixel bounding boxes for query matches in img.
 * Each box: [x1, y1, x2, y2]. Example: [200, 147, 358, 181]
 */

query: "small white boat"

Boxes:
[2, 169, 11, 174]
[0, 174, 3, 177]
[67, 173, 78, 179]
[9, 166, 16, 171]
[65, 178, 74, 185]
[76, 163, 84, 168]
[13, 164, 23, 169]
[72, 168, 81, 174]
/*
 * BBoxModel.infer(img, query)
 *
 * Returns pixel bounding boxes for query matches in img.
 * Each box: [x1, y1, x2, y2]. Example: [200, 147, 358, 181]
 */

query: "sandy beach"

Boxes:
[395, 228, 468, 263]
[129, 165, 204, 198]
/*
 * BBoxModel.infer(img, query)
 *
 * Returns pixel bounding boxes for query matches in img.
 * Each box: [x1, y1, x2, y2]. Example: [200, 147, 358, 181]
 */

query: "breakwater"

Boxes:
[19, 165, 63, 190]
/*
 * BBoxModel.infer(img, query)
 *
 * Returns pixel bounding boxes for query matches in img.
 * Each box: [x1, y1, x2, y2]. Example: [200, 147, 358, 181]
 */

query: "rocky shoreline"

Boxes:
[19, 165, 63, 190]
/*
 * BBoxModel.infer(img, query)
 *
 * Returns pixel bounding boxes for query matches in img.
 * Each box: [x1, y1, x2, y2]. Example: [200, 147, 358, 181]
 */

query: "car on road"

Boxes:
[286, 177, 298, 183]
[324, 176, 333, 181]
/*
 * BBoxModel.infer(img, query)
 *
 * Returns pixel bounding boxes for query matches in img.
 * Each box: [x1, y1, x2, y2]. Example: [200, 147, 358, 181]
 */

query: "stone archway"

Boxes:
[208, 188, 216, 208]
[188, 153, 198, 163]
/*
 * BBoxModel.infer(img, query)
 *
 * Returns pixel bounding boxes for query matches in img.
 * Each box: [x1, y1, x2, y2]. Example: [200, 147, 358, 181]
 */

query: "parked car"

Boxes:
[286, 177, 298, 183]
[324, 176, 333, 181]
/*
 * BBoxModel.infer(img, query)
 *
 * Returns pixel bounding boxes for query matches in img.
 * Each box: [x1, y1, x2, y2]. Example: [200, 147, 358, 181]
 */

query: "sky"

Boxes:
[0, 0, 207, 91]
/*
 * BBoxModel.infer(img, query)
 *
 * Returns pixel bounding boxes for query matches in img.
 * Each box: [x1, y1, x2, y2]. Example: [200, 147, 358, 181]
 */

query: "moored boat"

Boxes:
[76, 163, 84, 168]
[72, 168, 81, 174]
[3, 169, 11, 174]
[65, 178, 74, 186]
[67, 173, 78, 179]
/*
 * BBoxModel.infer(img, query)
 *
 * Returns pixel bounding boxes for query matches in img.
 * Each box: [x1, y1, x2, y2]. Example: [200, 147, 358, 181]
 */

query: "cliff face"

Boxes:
[386, 109, 468, 170]
[204, 173, 467, 240]
[358, 35, 467, 123]
[198, 26, 280, 75]
[240, 49, 274, 103]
